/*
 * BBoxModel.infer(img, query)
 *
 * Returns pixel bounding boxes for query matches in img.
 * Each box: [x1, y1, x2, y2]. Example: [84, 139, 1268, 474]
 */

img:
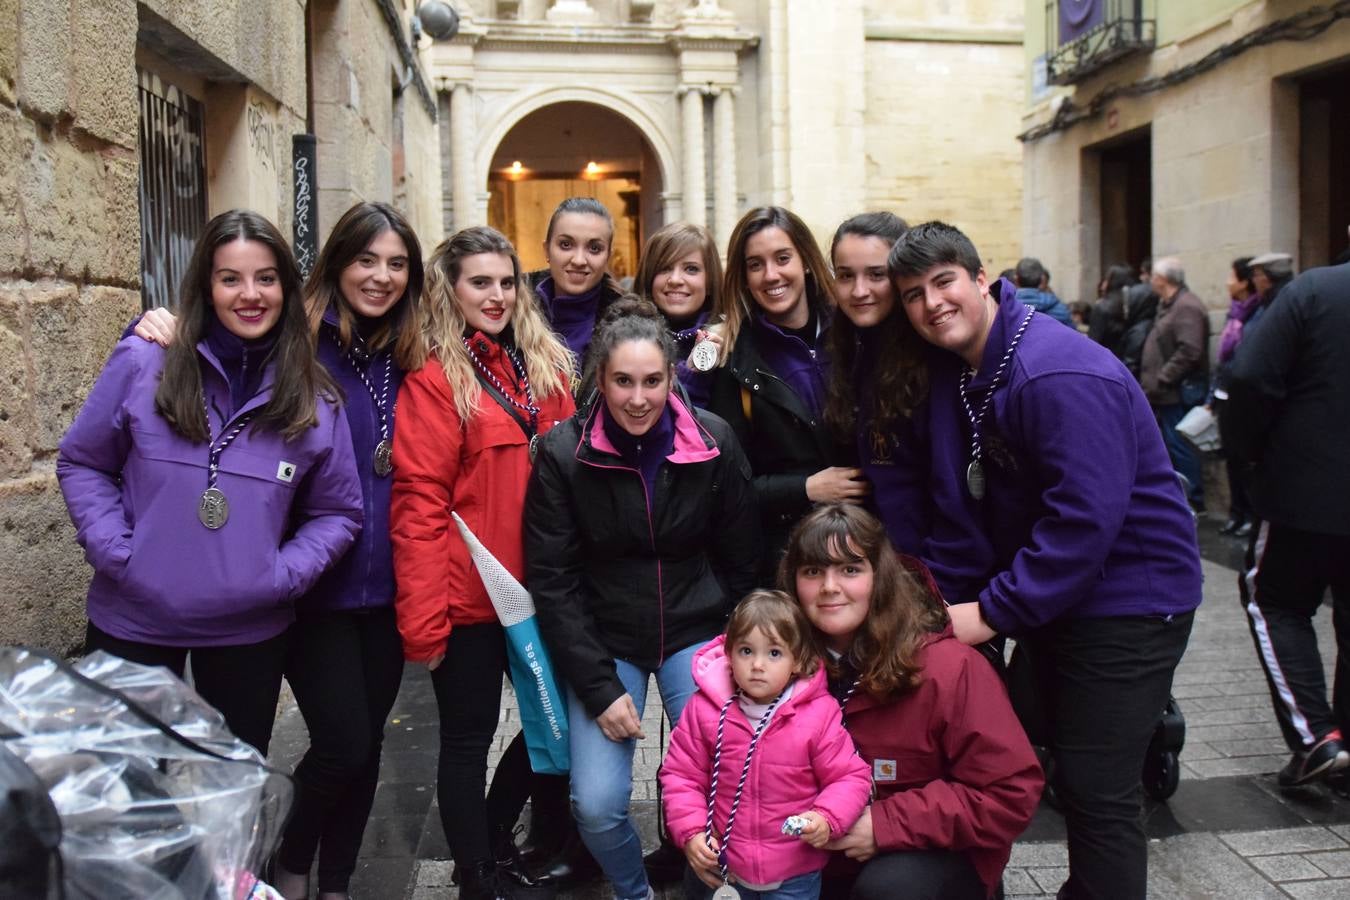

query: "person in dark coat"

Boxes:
[708, 207, 865, 582]
[525, 299, 760, 900]
[1087, 263, 1135, 353]
[1221, 260, 1350, 788]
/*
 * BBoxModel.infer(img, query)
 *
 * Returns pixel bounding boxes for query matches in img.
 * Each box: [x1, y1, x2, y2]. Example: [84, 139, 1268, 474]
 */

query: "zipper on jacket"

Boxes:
[754, 368, 819, 429]
[576, 451, 665, 664]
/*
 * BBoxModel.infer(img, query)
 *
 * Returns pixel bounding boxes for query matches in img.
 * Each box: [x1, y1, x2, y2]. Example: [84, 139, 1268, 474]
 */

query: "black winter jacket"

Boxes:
[524, 399, 760, 718]
[1221, 263, 1350, 536]
[707, 327, 851, 583]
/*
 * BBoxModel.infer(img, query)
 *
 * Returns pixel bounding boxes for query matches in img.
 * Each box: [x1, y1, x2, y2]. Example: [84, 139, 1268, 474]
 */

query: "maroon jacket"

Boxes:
[838, 627, 1043, 897]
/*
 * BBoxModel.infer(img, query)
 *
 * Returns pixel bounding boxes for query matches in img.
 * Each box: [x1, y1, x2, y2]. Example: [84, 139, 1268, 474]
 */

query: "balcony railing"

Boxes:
[1046, 0, 1155, 85]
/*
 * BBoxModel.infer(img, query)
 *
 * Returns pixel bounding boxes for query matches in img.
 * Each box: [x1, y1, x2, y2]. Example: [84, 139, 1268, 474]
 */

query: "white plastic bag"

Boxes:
[1175, 405, 1221, 453]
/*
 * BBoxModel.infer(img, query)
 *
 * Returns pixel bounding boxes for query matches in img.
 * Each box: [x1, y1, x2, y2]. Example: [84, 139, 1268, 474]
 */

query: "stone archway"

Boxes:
[482, 97, 671, 279]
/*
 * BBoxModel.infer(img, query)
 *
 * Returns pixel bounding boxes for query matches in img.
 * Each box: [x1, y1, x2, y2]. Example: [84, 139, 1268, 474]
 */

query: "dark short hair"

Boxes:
[1014, 257, 1045, 288]
[887, 221, 983, 281]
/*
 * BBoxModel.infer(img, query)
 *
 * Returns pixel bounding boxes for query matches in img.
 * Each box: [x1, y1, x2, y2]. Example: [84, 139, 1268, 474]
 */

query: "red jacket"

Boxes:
[391, 334, 575, 662]
[838, 627, 1043, 897]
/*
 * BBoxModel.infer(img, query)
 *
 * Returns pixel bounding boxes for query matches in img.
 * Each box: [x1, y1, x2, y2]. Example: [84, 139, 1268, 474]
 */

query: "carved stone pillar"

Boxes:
[681, 87, 706, 227]
[712, 87, 737, 246]
[450, 82, 478, 229]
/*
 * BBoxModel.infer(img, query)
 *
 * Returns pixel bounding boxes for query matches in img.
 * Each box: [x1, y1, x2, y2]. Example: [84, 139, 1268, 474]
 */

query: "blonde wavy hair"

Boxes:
[421, 226, 574, 421]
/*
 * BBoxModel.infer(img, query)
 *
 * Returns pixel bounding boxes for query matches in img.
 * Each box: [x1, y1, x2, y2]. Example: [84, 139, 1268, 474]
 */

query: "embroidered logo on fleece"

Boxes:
[276, 461, 297, 483]
[873, 759, 897, 782]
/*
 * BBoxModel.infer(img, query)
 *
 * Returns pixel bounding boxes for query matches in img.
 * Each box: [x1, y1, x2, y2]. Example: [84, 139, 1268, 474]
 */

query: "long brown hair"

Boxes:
[303, 201, 427, 371]
[823, 212, 928, 439]
[779, 503, 947, 700]
[717, 207, 835, 365]
[421, 226, 573, 421]
[155, 209, 330, 442]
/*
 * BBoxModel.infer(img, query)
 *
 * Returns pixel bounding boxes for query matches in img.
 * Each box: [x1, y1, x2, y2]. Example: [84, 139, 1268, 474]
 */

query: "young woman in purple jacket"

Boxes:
[272, 202, 427, 900]
[127, 203, 428, 900]
[57, 210, 364, 759]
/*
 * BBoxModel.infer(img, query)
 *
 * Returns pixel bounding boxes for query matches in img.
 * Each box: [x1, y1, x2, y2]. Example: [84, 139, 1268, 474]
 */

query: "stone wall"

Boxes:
[1, 0, 142, 653]
[0, 0, 436, 653]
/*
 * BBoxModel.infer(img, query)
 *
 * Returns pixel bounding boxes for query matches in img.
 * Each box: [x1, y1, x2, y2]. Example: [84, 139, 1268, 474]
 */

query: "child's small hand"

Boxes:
[684, 833, 722, 888]
[794, 810, 831, 848]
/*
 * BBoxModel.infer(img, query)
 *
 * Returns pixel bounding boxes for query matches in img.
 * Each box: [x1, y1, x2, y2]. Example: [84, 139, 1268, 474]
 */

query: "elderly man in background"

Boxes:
[1140, 257, 1210, 513]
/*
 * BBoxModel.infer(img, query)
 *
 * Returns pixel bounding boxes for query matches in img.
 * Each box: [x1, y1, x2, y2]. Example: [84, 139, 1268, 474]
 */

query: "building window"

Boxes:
[137, 68, 208, 310]
[1046, 0, 1155, 85]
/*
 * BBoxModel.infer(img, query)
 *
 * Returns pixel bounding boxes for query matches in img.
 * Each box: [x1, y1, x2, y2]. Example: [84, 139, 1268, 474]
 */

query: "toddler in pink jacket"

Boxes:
[661, 591, 872, 899]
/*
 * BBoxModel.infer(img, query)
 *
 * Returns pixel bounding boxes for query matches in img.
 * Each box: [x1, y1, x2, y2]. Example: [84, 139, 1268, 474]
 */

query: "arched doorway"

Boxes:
[487, 101, 664, 281]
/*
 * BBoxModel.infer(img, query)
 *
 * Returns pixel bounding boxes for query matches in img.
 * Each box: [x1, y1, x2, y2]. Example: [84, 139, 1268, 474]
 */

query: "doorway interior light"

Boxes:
[584, 160, 601, 178]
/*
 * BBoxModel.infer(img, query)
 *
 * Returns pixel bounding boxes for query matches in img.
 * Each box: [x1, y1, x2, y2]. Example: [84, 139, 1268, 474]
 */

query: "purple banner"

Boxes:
[1059, 0, 1104, 46]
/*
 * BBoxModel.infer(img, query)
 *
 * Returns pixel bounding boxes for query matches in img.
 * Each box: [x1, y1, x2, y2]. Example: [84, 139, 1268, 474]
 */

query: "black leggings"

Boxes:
[277, 606, 405, 892]
[430, 621, 509, 868]
[84, 621, 287, 756]
[821, 850, 986, 900]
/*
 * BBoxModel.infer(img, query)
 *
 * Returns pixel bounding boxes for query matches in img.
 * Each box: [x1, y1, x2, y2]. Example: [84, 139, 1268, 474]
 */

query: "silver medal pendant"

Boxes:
[689, 338, 720, 373]
[966, 459, 986, 500]
[373, 438, 393, 477]
[712, 884, 741, 900]
[198, 487, 230, 530]
[528, 433, 540, 463]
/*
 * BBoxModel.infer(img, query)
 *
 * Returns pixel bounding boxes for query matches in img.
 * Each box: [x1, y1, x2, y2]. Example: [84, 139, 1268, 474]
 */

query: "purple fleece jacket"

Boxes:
[910, 280, 1203, 631]
[57, 335, 364, 646]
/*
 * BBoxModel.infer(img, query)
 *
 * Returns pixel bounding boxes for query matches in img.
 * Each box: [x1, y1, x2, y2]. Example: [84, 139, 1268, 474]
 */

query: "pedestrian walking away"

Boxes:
[1221, 260, 1350, 789]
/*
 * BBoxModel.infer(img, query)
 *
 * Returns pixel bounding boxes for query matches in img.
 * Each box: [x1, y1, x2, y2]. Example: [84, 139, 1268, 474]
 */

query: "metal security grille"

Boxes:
[137, 68, 207, 311]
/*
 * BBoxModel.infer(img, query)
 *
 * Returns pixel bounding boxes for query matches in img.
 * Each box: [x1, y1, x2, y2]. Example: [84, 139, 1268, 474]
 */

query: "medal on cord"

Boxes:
[957, 307, 1035, 500]
[463, 337, 542, 461]
[705, 686, 789, 900]
[342, 340, 395, 477]
[197, 398, 254, 530]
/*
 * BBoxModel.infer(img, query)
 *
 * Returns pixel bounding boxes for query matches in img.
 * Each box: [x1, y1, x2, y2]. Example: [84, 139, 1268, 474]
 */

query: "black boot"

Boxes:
[492, 825, 553, 890]
[525, 822, 601, 890]
[459, 860, 557, 900]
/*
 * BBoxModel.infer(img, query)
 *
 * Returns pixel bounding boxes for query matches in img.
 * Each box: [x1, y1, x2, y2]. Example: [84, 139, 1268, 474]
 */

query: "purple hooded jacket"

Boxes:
[57, 335, 363, 646]
[904, 280, 1203, 630]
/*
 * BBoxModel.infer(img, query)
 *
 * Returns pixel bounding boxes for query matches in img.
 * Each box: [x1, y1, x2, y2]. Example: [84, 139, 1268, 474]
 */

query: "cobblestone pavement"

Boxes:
[269, 518, 1350, 898]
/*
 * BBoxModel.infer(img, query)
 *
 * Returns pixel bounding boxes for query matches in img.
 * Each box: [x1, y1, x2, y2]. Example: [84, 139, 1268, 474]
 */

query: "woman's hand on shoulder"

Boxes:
[424, 653, 445, 671]
[806, 467, 871, 504]
[684, 833, 722, 888]
[825, 806, 876, 861]
[134, 307, 179, 347]
[596, 693, 645, 742]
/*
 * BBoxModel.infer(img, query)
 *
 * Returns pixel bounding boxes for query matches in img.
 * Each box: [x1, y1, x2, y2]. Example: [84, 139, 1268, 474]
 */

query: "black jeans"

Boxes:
[276, 606, 405, 892]
[820, 850, 985, 900]
[84, 621, 288, 756]
[1240, 521, 1350, 751]
[430, 621, 508, 868]
[1019, 611, 1194, 900]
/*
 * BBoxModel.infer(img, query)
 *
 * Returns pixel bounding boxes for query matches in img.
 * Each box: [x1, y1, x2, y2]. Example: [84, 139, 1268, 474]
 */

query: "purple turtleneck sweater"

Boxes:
[600, 401, 676, 508]
[537, 275, 605, 362]
[204, 316, 278, 417]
